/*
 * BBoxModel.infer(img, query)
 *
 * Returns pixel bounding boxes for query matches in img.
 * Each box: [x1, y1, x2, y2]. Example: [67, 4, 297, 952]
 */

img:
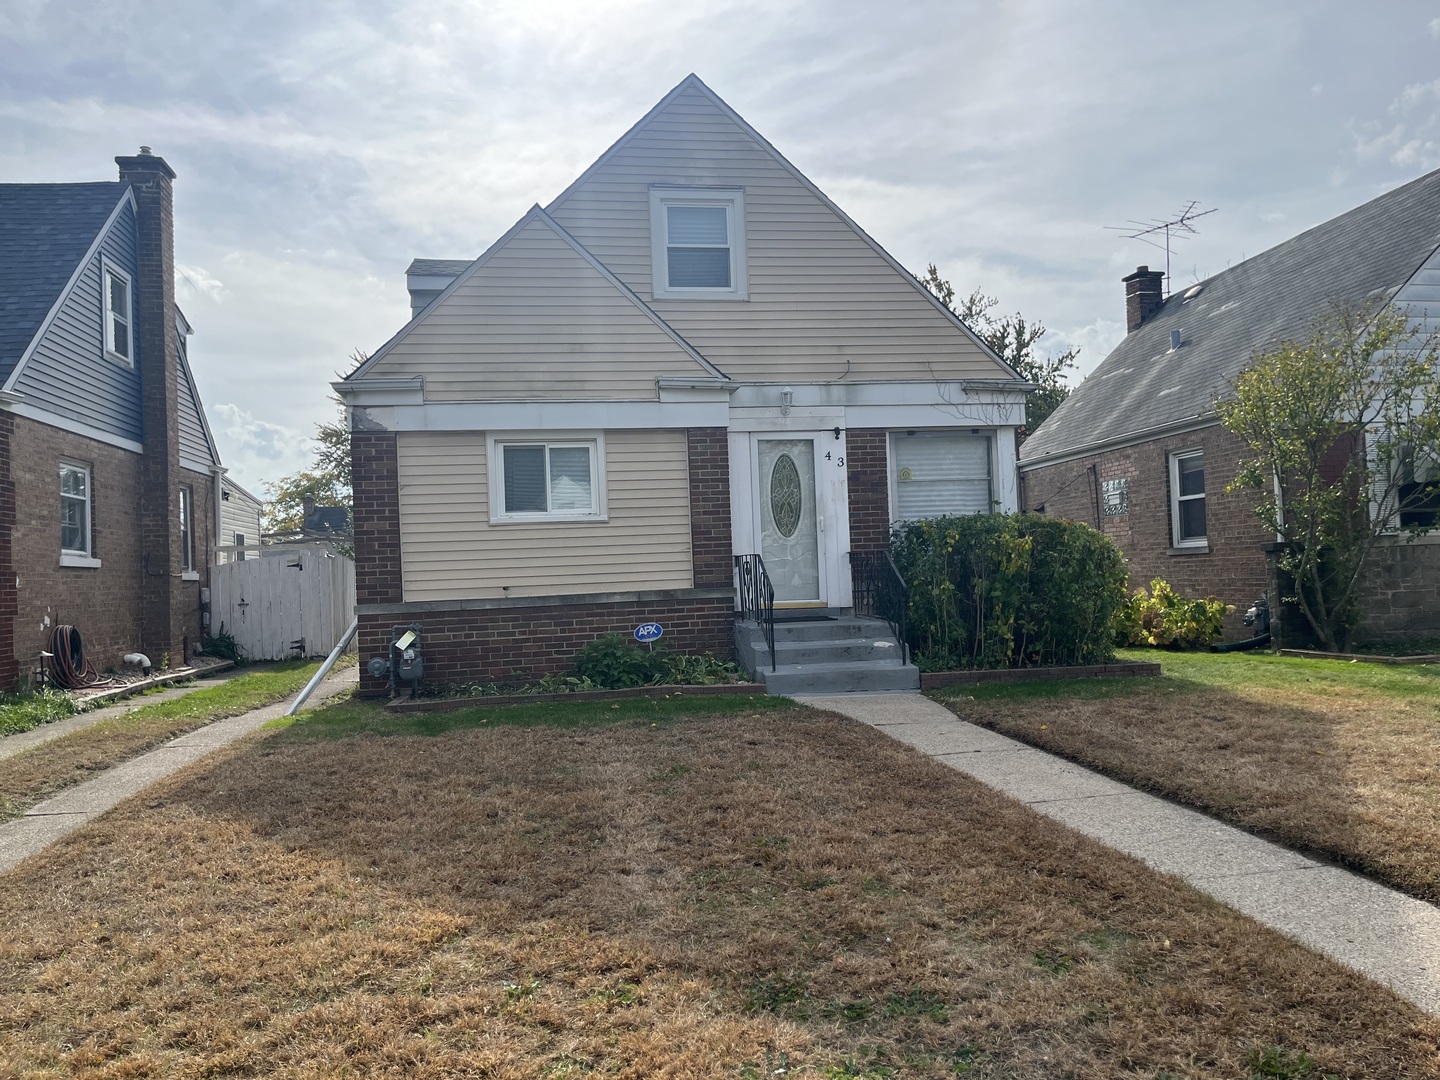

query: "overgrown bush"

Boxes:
[574, 633, 672, 689]
[890, 513, 1128, 670]
[201, 622, 245, 663]
[1114, 579, 1233, 649]
[0, 689, 78, 737]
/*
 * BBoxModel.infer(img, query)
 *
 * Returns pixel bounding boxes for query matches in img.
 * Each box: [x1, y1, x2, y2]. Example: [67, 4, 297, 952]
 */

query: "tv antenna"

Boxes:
[1107, 201, 1217, 295]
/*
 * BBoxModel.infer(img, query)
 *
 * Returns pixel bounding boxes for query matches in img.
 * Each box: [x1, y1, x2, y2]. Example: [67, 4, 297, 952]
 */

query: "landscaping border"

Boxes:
[920, 660, 1161, 690]
[1279, 648, 1440, 666]
[72, 661, 237, 709]
[385, 682, 766, 713]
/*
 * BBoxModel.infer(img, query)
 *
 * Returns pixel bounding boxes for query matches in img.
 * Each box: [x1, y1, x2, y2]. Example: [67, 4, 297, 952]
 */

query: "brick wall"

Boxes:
[1021, 424, 1272, 637]
[0, 413, 16, 688]
[687, 428, 732, 587]
[175, 466, 212, 662]
[357, 593, 734, 695]
[846, 428, 889, 552]
[351, 431, 402, 607]
[11, 417, 145, 677]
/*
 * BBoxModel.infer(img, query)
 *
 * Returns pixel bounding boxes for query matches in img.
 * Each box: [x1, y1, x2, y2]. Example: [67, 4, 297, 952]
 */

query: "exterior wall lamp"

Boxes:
[780, 386, 793, 415]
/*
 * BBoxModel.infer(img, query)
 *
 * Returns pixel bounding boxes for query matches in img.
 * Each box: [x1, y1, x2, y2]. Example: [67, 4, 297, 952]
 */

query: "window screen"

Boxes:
[666, 205, 731, 288]
[500, 443, 595, 517]
[893, 434, 992, 519]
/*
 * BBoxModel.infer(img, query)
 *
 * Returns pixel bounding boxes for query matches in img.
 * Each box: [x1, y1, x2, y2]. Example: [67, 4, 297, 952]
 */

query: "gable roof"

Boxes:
[544, 74, 1021, 381]
[0, 182, 129, 381]
[406, 258, 472, 277]
[350, 204, 727, 385]
[1022, 168, 1440, 465]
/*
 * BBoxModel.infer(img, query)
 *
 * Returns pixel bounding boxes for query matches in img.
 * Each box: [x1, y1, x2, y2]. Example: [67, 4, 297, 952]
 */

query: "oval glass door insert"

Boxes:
[771, 453, 803, 537]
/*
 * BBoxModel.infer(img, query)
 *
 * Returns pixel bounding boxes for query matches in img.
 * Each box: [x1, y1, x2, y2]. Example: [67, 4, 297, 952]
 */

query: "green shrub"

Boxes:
[573, 633, 670, 689]
[1115, 579, 1233, 649]
[662, 652, 744, 685]
[201, 622, 245, 663]
[0, 689, 78, 737]
[890, 513, 1128, 670]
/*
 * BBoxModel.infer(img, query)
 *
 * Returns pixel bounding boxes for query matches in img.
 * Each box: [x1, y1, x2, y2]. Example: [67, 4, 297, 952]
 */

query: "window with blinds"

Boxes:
[891, 433, 993, 520]
[649, 187, 747, 299]
[494, 440, 601, 521]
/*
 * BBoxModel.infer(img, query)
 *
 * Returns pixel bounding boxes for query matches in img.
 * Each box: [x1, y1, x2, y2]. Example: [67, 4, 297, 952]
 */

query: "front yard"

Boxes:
[2, 692, 1437, 1077]
[932, 650, 1440, 902]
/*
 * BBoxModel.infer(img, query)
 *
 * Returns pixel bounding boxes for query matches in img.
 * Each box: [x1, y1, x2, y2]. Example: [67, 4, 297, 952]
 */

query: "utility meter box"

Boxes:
[392, 625, 423, 688]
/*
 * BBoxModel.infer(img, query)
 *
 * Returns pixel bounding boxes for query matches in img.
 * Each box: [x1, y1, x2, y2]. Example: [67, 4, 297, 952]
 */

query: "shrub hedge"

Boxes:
[890, 513, 1128, 670]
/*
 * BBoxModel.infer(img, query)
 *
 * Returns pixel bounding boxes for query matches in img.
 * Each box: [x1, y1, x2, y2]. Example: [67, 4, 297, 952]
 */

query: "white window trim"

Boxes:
[1169, 448, 1208, 548]
[487, 432, 608, 524]
[179, 485, 195, 572]
[101, 258, 134, 368]
[59, 460, 96, 565]
[649, 186, 748, 300]
[886, 429, 997, 524]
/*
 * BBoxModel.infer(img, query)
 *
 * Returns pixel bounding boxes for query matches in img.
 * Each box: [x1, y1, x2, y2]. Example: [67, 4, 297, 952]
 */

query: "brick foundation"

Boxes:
[357, 592, 734, 695]
[846, 428, 889, 552]
[687, 428, 732, 587]
[1020, 424, 1272, 638]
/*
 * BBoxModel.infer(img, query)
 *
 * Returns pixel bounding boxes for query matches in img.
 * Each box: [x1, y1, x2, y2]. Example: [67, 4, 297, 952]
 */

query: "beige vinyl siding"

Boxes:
[219, 484, 262, 562]
[366, 218, 711, 399]
[397, 429, 694, 601]
[549, 84, 1010, 384]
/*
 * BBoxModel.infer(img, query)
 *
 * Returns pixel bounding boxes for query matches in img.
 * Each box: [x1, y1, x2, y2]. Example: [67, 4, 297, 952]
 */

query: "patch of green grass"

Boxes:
[0, 690, 77, 737]
[882, 988, 949, 1022]
[1243, 1044, 1326, 1079]
[742, 972, 808, 1014]
[278, 692, 794, 740]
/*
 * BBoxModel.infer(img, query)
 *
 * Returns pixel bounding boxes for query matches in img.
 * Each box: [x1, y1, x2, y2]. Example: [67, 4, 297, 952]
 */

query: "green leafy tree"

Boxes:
[263, 395, 352, 537]
[917, 264, 1078, 438]
[1216, 303, 1440, 651]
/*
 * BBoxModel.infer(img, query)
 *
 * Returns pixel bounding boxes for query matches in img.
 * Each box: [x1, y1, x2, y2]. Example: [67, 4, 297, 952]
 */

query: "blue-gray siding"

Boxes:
[13, 201, 143, 443]
[178, 343, 217, 469]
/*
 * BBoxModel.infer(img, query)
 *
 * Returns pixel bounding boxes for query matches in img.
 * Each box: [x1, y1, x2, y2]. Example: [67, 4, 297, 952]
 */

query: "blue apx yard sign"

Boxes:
[634, 622, 664, 644]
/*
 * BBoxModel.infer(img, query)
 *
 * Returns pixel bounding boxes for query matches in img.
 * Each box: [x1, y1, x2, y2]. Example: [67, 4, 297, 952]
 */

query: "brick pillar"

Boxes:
[117, 148, 182, 664]
[687, 428, 732, 587]
[845, 429, 890, 552]
[352, 430, 402, 694]
[0, 412, 17, 689]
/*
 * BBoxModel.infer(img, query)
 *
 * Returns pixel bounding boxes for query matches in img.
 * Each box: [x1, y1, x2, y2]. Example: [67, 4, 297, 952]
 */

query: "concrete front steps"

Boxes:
[735, 612, 920, 694]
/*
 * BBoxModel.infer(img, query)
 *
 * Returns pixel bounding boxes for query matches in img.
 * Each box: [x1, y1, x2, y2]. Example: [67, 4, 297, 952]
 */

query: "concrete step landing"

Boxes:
[735, 615, 920, 695]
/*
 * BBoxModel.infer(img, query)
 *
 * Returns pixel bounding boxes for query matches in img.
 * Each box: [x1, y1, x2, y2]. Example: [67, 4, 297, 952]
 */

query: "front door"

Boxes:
[756, 436, 825, 604]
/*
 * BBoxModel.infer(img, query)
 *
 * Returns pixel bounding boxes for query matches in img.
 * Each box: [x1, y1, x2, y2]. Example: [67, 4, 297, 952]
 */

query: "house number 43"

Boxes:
[823, 452, 845, 467]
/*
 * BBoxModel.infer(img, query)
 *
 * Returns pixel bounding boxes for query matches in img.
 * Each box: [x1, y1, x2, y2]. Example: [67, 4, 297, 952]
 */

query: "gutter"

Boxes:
[1019, 413, 1220, 471]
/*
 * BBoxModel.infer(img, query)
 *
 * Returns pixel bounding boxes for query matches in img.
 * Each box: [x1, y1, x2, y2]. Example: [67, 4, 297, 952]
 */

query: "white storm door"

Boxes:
[755, 436, 825, 604]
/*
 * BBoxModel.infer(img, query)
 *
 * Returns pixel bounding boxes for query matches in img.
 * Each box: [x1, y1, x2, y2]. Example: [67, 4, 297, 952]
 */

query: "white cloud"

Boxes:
[175, 263, 225, 303]
[210, 403, 312, 495]
[1429, 16, 1440, 37]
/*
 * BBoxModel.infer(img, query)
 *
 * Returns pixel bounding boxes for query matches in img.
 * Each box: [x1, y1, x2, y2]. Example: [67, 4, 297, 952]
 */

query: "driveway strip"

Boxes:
[0, 668, 357, 874]
[797, 691, 1440, 1017]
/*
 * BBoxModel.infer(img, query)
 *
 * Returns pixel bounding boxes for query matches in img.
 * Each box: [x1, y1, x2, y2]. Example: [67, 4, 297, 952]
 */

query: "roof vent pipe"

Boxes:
[1170, 329, 1182, 351]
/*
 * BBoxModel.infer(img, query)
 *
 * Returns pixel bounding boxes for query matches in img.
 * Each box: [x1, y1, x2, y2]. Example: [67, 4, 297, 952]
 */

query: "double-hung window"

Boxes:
[649, 187, 747, 299]
[60, 462, 93, 564]
[102, 260, 133, 366]
[491, 437, 604, 522]
[1169, 450, 1207, 547]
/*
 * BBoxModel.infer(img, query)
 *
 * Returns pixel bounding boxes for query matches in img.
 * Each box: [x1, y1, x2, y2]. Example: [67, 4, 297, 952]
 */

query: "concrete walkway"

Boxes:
[799, 691, 1440, 1017]
[0, 667, 357, 874]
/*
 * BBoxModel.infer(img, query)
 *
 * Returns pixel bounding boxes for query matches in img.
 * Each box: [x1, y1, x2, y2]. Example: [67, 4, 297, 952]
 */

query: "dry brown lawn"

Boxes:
[2, 697, 1437, 1078]
[0, 661, 319, 822]
[933, 651, 1440, 903]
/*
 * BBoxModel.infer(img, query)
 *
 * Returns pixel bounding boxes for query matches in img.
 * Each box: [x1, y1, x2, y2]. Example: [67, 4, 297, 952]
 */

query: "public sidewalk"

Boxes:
[0, 667, 357, 874]
[799, 691, 1440, 1017]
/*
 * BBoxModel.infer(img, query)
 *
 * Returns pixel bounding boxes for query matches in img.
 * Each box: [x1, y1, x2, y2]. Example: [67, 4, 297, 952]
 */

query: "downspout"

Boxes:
[1089, 464, 1102, 528]
[213, 467, 225, 564]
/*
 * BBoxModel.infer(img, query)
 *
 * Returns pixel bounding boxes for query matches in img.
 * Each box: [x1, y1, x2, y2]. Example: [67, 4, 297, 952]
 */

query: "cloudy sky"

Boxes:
[4, 0, 1439, 494]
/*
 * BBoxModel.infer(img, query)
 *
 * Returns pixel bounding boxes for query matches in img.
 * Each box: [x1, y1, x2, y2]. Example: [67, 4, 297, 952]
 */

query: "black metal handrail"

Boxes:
[849, 549, 910, 666]
[733, 553, 776, 672]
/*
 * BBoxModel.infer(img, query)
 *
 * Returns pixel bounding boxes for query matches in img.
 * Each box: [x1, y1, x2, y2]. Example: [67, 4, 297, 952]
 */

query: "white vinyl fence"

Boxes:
[210, 544, 357, 660]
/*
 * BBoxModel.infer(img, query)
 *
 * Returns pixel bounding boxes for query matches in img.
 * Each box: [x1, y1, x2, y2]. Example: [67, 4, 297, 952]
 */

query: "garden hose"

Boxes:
[47, 624, 102, 689]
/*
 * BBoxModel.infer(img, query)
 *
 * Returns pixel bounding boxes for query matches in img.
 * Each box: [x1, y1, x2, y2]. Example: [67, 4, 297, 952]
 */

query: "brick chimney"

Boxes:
[1123, 265, 1165, 333]
[116, 147, 183, 663]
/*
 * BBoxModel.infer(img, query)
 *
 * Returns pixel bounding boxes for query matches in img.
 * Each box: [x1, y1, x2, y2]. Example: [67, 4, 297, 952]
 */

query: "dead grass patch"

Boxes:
[0, 660, 320, 821]
[1, 698, 1437, 1077]
[933, 651, 1440, 902]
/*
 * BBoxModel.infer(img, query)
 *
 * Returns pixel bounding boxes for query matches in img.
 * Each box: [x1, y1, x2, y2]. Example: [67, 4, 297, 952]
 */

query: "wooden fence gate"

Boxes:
[209, 544, 357, 660]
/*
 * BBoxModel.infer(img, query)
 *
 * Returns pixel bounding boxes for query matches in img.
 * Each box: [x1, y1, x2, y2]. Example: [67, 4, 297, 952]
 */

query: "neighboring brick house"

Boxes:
[340, 75, 1031, 693]
[0, 150, 231, 686]
[1020, 170, 1440, 644]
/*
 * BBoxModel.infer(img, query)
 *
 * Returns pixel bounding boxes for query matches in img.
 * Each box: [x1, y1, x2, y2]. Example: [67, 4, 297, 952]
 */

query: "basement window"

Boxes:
[1169, 450, 1207, 547]
[490, 436, 606, 523]
[649, 187, 747, 300]
[102, 260, 133, 366]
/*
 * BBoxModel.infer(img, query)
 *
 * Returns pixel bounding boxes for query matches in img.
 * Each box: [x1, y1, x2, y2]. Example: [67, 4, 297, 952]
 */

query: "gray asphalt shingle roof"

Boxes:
[406, 258, 472, 276]
[0, 182, 127, 382]
[1022, 168, 1440, 463]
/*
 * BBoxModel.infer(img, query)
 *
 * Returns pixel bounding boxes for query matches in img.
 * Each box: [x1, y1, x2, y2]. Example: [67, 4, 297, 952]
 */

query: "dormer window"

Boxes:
[649, 187, 747, 300]
[102, 260, 133, 366]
